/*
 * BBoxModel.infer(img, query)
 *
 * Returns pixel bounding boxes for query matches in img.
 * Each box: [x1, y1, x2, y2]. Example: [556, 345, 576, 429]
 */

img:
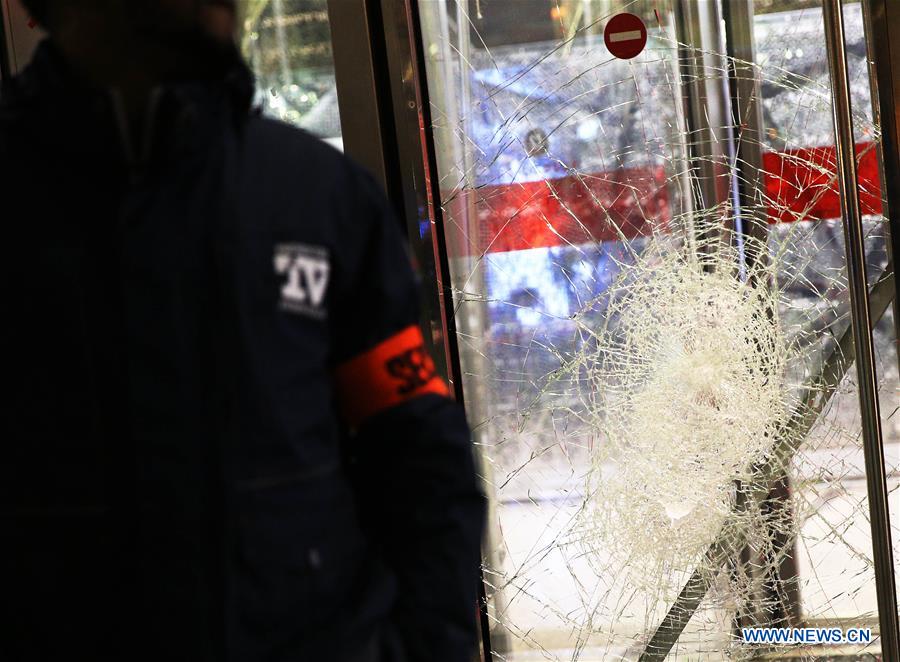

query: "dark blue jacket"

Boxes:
[0, 42, 484, 662]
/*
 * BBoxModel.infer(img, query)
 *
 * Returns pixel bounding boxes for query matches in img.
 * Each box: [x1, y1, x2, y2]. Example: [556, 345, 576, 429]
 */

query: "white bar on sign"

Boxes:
[609, 30, 642, 42]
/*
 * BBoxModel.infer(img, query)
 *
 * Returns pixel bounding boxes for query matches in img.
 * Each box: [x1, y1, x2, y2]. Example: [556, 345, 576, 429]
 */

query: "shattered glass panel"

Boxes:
[418, 1, 899, 659]
[238, 0, 342, 148]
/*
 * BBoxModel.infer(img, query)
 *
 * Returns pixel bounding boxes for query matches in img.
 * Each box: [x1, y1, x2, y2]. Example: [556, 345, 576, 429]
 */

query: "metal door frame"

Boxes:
[0, 0, 43, 77]
[823, 1, 899, 657]
[328, 0, 491, 658]
[864, 0, 900, 354]
[0, 0, 11, 81]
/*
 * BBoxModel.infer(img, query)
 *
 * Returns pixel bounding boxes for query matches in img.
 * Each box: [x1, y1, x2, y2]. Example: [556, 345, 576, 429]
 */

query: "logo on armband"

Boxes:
[386, 345, 439, 395]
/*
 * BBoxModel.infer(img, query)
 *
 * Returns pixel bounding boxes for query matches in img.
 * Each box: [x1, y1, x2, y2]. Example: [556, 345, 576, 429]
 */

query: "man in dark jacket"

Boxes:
[0, 1, 485, 660]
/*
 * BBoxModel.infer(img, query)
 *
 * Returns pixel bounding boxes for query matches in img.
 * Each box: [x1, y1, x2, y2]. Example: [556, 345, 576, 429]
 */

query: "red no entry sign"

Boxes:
[604, 13, 648, 60]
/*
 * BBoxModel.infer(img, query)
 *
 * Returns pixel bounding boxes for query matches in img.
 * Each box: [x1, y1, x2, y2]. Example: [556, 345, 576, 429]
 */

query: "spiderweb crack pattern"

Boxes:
[573, 232, 789, 595]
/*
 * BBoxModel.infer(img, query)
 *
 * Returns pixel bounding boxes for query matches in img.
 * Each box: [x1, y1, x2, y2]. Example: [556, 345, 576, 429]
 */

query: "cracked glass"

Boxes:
[417, 1, 899, 659]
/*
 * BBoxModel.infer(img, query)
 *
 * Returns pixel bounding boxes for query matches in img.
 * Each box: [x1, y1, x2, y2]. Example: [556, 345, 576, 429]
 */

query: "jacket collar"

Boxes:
[2, 39, 256, 171]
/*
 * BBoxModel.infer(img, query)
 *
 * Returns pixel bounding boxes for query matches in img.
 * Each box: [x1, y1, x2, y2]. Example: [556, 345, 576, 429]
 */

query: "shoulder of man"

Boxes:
[241, 115, 359, 184]
[236, 114, 393, 260]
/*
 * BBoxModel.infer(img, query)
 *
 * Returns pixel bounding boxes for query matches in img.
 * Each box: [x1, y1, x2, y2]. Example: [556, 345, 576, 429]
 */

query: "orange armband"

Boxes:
[335, 325, 450, 426]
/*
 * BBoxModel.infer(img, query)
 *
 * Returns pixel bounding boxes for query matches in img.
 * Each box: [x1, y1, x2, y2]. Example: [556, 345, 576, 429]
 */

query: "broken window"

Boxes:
[418, 1, 898, 658]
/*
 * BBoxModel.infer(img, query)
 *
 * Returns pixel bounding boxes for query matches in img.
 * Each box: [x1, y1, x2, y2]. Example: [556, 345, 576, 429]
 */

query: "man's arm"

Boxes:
[331, 165, 485, 661]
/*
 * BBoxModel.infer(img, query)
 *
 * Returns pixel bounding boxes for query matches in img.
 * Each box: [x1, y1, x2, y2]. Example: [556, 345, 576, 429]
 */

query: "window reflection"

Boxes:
[238, 0, 342, 149]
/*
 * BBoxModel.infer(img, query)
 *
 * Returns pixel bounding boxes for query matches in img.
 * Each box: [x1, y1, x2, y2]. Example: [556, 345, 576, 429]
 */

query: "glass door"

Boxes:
[238, 0, 343, 149]
[411, 0, 899, 659]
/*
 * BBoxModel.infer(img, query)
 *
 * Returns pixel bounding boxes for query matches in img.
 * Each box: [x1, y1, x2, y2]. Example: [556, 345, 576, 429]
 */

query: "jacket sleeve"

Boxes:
[330, 165, 486, 662]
